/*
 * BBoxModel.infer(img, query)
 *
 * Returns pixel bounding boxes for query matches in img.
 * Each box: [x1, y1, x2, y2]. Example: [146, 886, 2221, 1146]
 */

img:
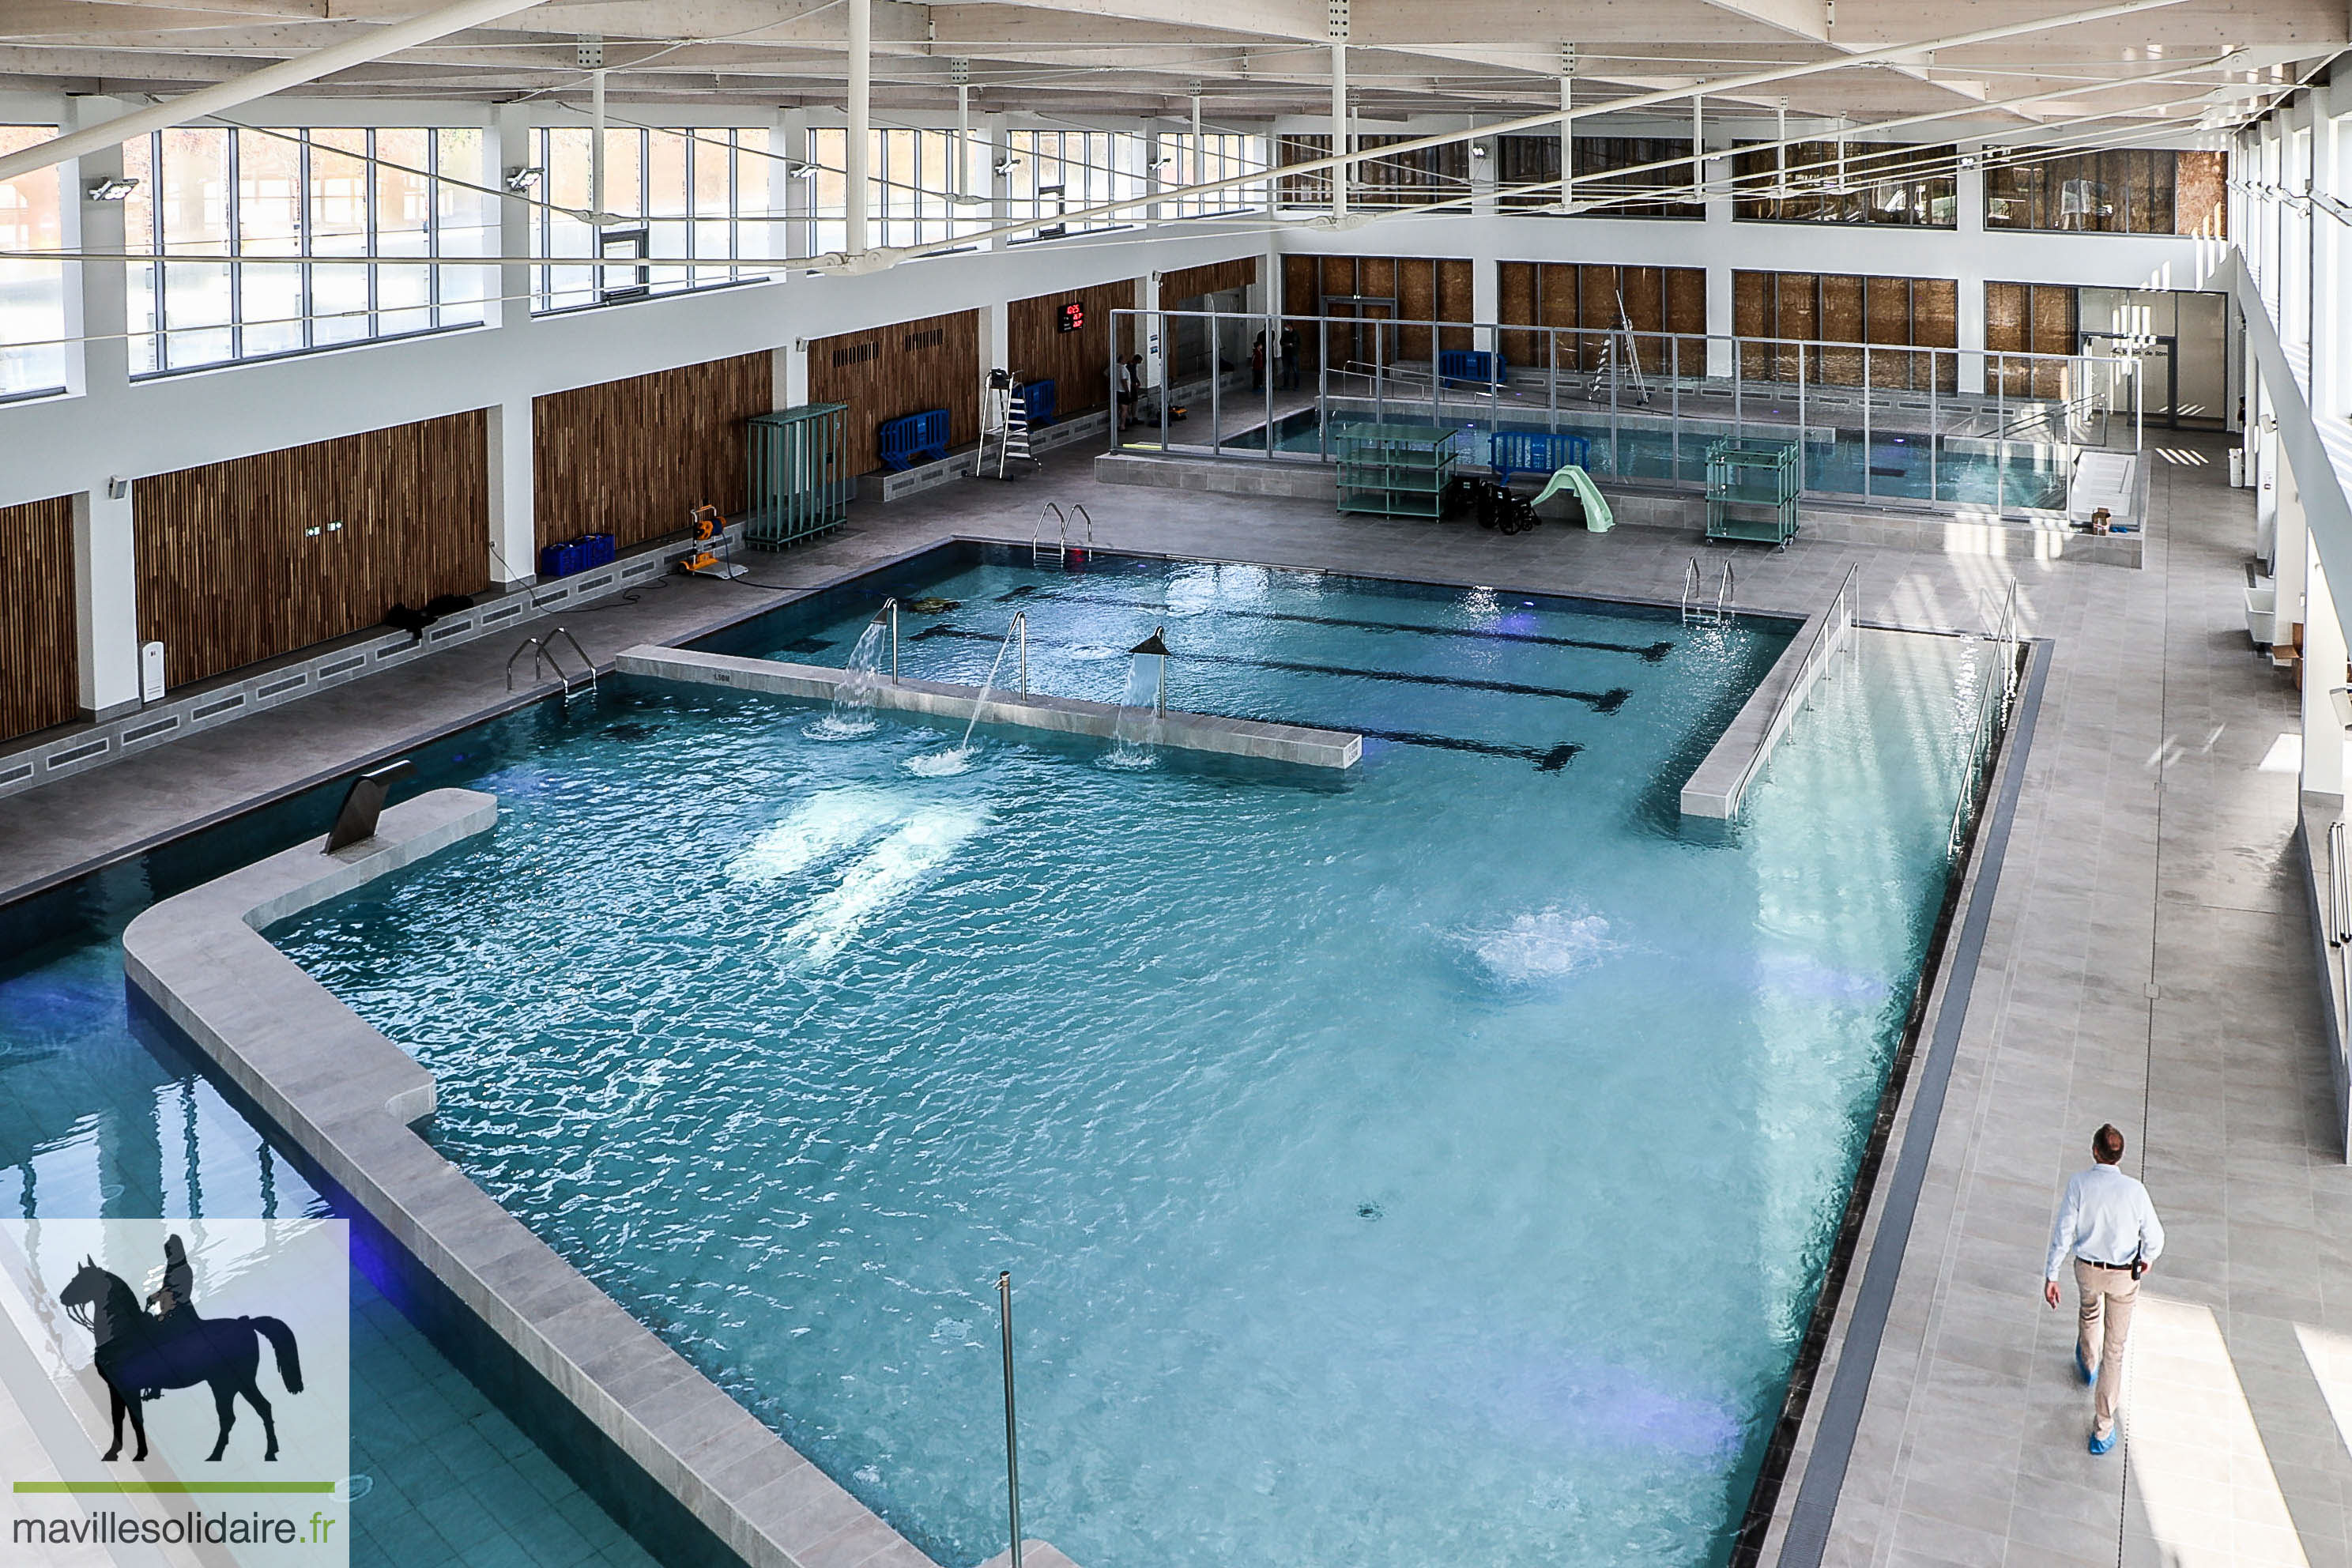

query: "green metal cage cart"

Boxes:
[1335, 424, 1463, 518]
[1703, 437, 1801, 548]
[747, 404, 851, 549]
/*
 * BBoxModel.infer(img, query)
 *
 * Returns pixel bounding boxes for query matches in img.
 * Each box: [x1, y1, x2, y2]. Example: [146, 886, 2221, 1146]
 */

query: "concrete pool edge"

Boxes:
[615, 644, 1366, 769]
[1679, 571, 1856, 820]
[118, 790, 967, 1568]
[1745, 635, 2055, 1567]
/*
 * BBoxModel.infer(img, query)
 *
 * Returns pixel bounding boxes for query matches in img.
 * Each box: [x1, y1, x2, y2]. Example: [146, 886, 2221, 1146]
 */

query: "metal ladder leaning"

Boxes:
[506, 626, 597, 699]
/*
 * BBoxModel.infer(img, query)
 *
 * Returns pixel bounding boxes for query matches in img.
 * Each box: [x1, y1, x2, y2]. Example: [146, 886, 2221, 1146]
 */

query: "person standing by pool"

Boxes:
[1279, 324, 1301, 389]
[2042, 1123, 2164, 1454]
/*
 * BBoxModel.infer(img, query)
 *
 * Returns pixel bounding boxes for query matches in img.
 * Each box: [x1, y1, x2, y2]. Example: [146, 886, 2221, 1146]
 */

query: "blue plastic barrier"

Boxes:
[1439, 350, 1507, 388]
[1023, 379, 1058, 428]
[877, 408, 952, 471]
[1488, 430, 1592, 486]
[582, 532, 616, 567]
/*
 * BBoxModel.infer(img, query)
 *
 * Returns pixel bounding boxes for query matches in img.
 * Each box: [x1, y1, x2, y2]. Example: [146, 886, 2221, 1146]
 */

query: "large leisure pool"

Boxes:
[239, 546, 1989, 1568]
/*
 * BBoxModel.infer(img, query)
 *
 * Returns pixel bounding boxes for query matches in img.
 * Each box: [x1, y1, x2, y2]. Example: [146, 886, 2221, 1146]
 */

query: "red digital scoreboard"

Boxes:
[1057, 301, 1085, 333]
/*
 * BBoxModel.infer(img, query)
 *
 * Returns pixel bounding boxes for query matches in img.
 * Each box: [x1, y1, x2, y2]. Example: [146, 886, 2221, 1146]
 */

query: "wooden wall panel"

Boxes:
[1737, 271, 1956, 388]
[0, 495, 77, 743]
[1437, 258, 1476, 352]
[1278, 256, 1476, 367]
[136, 413, 489, 691]
[1498, 262, 1539, 366]
[2176, 151, 2227, 237]
[1010, 279, 1134, 417]
[809, 310, 982, 478]
[1163, 257, 1257, 305]
[533, 352, 770, 551]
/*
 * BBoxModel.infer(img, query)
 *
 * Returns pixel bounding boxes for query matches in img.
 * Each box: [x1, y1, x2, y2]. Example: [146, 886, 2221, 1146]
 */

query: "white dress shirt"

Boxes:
[2045, 1163, 2165, 1282]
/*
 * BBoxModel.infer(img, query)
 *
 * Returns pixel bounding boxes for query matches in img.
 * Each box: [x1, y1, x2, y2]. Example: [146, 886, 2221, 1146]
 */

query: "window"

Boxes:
[1731, 141, 1956, 226]
[806, 128, 994, 254]
[1494, 136, 1701, 218]
[121, 125, 491, 375]
[0, 126, 66, 399]
[1007, 131, 1148, 239]
[532, 126, 775, 313]
[1157, 134, 1269, 217]
[1352, 136, 1471, 210]
[1984, 148, 2226, 236]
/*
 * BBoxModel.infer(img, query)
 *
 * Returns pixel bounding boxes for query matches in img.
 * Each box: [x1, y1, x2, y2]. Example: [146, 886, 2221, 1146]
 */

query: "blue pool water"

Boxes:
[261, 552, 1988, 1568]
[0, 828, 658, 1568]
[1212, 408, 2071, 510]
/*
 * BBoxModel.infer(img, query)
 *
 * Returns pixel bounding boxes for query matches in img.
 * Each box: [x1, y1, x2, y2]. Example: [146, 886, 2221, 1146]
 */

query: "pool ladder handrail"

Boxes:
[1681, 557, 1734, 626]
[1033, 503, 1066, 566]
[505, 626, 597, 699]
[1069, 503, 1094, 553]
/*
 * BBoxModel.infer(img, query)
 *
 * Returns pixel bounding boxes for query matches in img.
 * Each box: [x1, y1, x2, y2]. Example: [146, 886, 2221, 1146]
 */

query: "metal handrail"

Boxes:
[1728, 561, 1858, 807]
[1680, 557, 1702, 623]
[507, 628, 596, 697]
[1713, 561, 1736, 623]
[1945, 582, 2022, 860]
[1033, 503, 1066, 565]
[1069, 503, 1094, 551]
[2330, 819, 2349, 948]
[503, 637, 542, 692]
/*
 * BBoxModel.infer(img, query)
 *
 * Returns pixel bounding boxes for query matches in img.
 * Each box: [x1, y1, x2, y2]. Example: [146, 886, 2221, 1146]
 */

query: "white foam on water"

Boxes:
[1461, 906, 1617, 986]
[803, 715, 879, 741]
[780, 804, 989, 965]
[903, 747, 974, 777]
[731, 790, 901, 884]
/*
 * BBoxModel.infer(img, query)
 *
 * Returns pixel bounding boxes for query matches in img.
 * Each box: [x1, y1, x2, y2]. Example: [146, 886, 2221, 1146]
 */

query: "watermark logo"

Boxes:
[0, 1219, 349, 1566]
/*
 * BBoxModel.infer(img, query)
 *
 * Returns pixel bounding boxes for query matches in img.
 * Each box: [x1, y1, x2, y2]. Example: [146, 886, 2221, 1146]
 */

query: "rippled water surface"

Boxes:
[271, 554, 1984, 1568]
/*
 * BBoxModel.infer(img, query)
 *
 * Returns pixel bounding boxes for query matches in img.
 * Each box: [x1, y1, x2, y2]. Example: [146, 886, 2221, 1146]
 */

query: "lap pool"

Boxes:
[264, 547, 1990, 1568]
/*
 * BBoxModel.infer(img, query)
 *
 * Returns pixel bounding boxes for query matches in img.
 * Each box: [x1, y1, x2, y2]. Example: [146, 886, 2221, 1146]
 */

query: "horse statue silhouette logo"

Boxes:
[58, 1236, 303, 1463]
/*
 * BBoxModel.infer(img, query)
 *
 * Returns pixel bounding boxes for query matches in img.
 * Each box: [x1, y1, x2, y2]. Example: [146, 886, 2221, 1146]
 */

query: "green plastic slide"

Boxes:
[1530, 466, 1613, 532]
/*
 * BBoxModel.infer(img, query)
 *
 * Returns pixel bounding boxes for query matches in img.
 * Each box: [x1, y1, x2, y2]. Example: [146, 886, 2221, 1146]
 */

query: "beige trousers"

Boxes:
[2075, 1257, 2139, 1433]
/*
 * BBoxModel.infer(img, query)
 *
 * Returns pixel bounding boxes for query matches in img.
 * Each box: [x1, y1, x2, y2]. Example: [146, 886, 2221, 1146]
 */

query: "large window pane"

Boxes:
[435, 127, 491, 319]
[309, 128, 372, 345]
[375, 128, 433, 337]
[236, 128, 304, 356]
[0, 126, 67, 397]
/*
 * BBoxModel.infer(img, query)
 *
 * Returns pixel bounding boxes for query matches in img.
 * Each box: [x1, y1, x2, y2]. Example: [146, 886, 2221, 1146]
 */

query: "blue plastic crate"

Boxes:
[1488, 430, 1591, 486]
[582, 532, 616, 567]
[877, 408, 952, 471]
[537, 540, 587, 579]
[1439, 350, 1506, 388]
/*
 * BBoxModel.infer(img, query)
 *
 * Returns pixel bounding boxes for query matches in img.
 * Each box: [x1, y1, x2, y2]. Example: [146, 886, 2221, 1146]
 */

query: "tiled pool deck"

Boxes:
[0, 428, 2330, 1568]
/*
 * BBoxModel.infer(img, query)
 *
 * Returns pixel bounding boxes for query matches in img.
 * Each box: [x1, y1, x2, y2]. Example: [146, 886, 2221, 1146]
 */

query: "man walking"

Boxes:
[2043, 1123, 2165, 1454]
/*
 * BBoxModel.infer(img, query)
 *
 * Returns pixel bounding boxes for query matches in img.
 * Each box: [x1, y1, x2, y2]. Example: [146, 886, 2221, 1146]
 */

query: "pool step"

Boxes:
[614, 645, 1365, 770]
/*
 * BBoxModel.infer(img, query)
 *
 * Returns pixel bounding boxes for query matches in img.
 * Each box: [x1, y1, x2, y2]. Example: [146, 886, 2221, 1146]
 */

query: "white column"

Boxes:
[1469, 117, 1496, 217]
[845, 0, 870, 254]
[1955, 145, 1987, 395]
[1706, 268, 1734, 379]
[73, 487, 141, 718]
[778, 340, 809, 407]
[492, 103, 531, 327]
[2258, 414, 2282, 569]
[2305, 534, 2348, 799]
[1136, 272, 1162, 393]
[65, 97, 130, 397]
[1329, 33, 1348, 220]
[2310, 84, 2342, 429]
[485, 400, 536, 585]
[987, 298, 1012, 378]
[1473, 255, 1499, 358]
[2273, 432, 2302, 646]
[774, 108, 802, 261]
[988, 112, 1011, 246]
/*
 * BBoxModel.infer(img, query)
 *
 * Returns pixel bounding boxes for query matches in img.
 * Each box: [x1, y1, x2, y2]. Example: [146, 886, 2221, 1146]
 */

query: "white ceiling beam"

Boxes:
[0, 0, 552, 184]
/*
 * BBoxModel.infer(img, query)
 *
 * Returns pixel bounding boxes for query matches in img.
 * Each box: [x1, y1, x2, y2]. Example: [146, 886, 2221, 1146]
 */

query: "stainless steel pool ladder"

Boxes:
[1033, 503, 1066, 566]
[505, 626, 597, 699]
[1069, 503, 1094, 552]
[1680, 558, 1734, 626]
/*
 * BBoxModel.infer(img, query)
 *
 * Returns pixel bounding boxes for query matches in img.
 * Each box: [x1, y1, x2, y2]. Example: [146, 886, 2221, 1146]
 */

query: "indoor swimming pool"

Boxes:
[234, 548, 1991, 1568]
[1212, 408, 2075, 511]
